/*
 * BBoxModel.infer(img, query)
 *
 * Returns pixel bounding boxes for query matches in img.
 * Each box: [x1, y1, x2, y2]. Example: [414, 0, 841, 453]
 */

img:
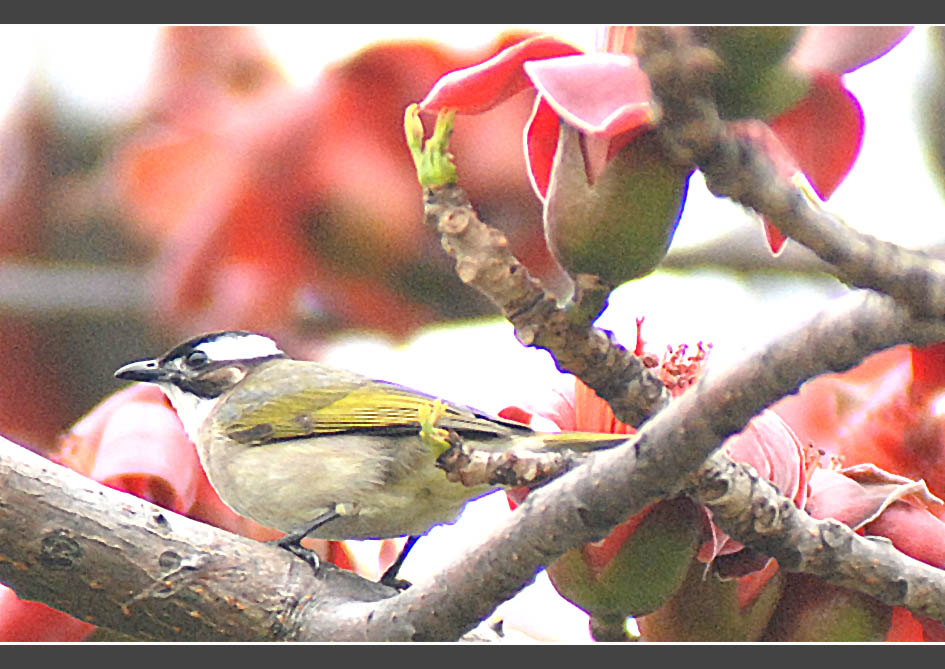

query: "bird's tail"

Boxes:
[520, 430, 633, 453]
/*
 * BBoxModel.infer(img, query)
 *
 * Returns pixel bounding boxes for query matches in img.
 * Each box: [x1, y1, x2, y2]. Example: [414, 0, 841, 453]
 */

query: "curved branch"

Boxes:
[634, 26, 945, 321]
[424, 184, 670, 428]
[695, 452, 945, 619]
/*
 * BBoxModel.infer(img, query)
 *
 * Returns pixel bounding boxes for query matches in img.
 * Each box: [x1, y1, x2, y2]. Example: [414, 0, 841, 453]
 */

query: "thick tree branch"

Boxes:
[0, 439, 402, 641]
[634, 26, 945, 321]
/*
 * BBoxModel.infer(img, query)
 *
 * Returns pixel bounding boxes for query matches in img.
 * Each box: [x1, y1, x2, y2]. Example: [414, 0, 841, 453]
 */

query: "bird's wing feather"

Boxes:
[217, 361, 530, 446]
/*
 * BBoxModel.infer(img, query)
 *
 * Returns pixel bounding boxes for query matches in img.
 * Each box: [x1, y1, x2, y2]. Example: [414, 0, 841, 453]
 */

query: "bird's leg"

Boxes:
[379, 535, 420, 590]
[271, 508, 342, 573]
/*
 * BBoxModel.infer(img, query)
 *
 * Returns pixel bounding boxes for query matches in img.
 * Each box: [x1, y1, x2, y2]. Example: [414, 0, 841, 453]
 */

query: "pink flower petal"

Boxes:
[724, 410, 806, 507]
[58, 385, 202, 515]
[887, 606, 927, 641]
[919, 616, 945, 641]
[697, 505, 744, 561]
[806, 465, 943, 531]
[523, 53, 654, 137]
[418, 34, 582, 114]
[763, 220, 788, 256]
[599, 25, 637, 56]
[736, 558, 780, 610]
[582, 133, 615, 186]
[730, 120, 800, 254]
[57, 384, 171, 474]
[0, 586, 95, 641]
[699, 410, 807, 563]
[841, 463, 944, 508]
[910, 341, 945, 405]
[790, 26, 913, 75]
[91, 400, 202, 514]
[865, 502, 945, 568]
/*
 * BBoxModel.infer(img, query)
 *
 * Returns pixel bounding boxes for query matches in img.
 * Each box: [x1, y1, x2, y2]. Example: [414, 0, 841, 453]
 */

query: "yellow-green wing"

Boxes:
[215, 360, 529, 445]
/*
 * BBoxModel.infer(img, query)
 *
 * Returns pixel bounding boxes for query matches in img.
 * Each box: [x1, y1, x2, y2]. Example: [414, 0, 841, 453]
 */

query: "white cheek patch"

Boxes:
[159, 382, 224, 444]
[197, 334, 283, 362]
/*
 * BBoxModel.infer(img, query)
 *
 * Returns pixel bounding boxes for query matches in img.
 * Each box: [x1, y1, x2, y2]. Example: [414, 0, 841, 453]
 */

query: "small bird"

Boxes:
[115, 330, 628, 579]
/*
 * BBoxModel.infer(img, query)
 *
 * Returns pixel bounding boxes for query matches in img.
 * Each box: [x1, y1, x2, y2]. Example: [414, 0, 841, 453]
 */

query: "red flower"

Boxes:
[751, 27, 910, 252]
[773, 341, 945, 641]
[418, 26, 911, 260]
[420, 29, 653, 197]
[420, 27, 689, 286]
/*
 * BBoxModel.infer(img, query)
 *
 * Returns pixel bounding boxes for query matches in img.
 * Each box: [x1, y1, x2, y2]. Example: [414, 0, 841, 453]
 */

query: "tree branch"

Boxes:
[0, 438, 402, 641]
[634, 26, 945, 321]
[424, 184, 670, 428]
[694, 452, 945, 620]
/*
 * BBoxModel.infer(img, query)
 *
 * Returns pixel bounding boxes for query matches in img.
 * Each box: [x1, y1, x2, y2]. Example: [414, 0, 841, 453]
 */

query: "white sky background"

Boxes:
[0, 25, 940, 641]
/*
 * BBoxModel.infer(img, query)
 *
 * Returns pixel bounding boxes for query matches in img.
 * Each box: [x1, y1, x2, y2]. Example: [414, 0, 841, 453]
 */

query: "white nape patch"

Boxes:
[197, 333, 284, 363]
[158, 381, 225, 444]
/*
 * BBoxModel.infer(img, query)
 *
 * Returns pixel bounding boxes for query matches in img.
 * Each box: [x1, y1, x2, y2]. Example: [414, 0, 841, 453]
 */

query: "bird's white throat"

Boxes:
[158, 381, 224, 444]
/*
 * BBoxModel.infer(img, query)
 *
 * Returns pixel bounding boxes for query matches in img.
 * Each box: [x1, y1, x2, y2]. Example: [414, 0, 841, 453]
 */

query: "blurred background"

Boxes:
[1, 24, 943, 642]
[0, 23, 940, 459]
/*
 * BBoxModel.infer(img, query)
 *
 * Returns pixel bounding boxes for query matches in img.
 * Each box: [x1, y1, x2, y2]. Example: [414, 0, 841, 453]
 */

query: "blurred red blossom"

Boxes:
[112, 26, 557, 341]
[722, 26, 910, 252]
[774, 342, 945, 508]
[0, 585, 96, 642]
[0, 95, 76, 449]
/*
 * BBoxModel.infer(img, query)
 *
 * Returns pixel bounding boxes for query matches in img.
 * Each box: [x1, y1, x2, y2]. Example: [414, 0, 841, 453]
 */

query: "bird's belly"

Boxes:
[199, 432, 495, 539]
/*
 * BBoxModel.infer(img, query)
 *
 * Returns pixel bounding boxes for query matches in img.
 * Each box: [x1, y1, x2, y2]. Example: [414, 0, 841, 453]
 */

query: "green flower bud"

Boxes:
[637, 557, 785, 641]
[546, 498, 701, 624]
[543, 125, 691, 287]
[699, 26, 810, 120]
[761, 574, 892, 642]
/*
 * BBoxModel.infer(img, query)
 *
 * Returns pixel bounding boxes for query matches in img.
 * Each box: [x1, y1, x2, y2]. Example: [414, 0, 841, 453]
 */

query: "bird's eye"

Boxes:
[185, 350, 209, 368]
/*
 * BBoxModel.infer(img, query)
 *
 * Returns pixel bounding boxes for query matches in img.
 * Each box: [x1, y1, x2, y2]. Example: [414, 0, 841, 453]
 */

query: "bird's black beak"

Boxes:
[114, 358, 165, 383]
